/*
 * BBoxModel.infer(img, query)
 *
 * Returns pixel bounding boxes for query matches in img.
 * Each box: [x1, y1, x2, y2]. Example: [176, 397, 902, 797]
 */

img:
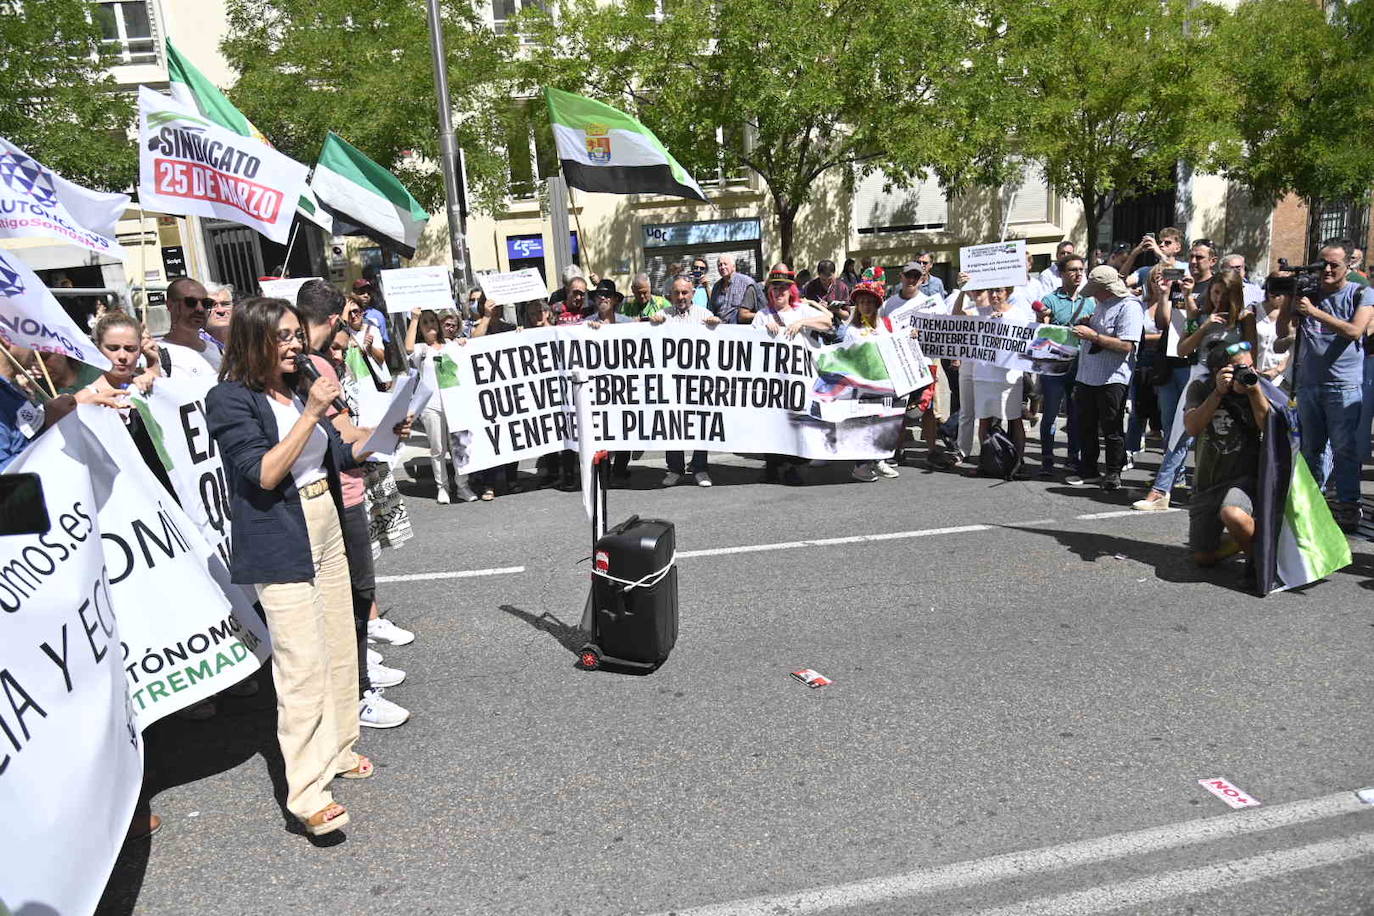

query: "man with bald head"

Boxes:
[157, 276, 222, 379]
[709, 254, 760, 325]
[621, 272, 668, 319]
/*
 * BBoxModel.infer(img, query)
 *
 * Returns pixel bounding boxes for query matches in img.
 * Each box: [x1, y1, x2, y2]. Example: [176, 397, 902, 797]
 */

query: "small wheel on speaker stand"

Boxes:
[577, 646, 601, 670]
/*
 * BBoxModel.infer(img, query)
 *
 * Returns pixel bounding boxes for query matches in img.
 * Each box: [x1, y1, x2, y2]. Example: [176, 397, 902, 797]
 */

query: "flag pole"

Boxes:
[281, 220, 301, 277]
[566, 182, 593, 276]
[424, 0, 473, 297]
[137, 206, 150, 326]
[34, 351, 57, 398]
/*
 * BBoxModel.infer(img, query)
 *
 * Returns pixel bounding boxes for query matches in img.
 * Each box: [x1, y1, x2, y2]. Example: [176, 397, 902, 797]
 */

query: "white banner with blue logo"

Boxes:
[0, 249, 111, 370]
[0, 135, 130, 258]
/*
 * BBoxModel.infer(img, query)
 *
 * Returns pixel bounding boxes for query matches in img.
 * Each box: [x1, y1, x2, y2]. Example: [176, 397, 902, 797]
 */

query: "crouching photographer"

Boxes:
[1182, 342, 1270, 573]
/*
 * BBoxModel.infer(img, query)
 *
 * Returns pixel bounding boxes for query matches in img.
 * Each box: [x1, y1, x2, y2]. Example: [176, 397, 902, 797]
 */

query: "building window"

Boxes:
[95, 1, 158, 65]
[492, 0, 547, 36]
[505, 100, 558, 200]
[853, 170, 947, 234]
[698, 124, 751, 190]
[1005, 161, 1054, 226]
[1308, 198, 1370, 262]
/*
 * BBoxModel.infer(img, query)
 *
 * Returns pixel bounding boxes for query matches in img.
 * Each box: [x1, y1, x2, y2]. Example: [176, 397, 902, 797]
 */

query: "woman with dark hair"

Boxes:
[207, 297, 382, 837]
[841, 257, 861, 288]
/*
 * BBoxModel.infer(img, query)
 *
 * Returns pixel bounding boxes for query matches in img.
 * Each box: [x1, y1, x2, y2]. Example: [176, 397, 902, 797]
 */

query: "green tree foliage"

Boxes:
[994, 0, 1235, 249]
[520, 0, 1004, 265]
[222, 0, 519, 213]
[1217, 0, 1374, 206]
[0, 0, 135, 190]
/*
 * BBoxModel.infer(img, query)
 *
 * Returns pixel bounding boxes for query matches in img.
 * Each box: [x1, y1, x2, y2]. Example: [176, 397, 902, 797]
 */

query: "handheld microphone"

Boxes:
[294, 353, 349, 414]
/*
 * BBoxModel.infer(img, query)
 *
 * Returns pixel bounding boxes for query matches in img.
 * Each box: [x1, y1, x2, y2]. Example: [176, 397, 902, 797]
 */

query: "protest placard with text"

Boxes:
[476, 268, 549, 305]
[960, 239, 1028, 291]
[380, 265, 452, 313]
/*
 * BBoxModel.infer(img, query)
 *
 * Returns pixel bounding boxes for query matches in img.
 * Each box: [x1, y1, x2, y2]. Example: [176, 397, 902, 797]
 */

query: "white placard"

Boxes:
[362, 373, 429, 455]
[476, 268, 550, 306]
[258, 276, 323, 302]
[380, 265, 452, 313]
[960, 239, 1028, 291]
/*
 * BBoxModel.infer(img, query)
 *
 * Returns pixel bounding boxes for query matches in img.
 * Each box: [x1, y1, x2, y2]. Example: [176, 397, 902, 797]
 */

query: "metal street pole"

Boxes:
[424, 0, 473, 297]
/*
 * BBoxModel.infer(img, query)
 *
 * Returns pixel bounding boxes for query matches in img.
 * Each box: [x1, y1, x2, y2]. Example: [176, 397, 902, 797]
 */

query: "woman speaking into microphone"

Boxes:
[207, 296, 384, 837]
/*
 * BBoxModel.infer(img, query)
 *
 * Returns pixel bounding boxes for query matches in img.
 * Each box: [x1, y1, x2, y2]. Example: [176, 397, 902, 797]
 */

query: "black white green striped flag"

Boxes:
[544, 87, 708, 203]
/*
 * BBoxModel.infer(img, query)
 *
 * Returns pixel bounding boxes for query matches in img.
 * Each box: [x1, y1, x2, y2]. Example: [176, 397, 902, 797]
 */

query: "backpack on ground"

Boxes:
[978, 423, 1021, 481]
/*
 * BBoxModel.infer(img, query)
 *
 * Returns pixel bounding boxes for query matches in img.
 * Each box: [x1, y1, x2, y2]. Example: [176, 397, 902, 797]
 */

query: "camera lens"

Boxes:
[1236, 368, 1259, 386]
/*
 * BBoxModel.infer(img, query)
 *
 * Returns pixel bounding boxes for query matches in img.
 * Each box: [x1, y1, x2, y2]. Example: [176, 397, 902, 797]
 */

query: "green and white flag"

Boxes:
[165, 39, 332, 232]
[544, 87, 708, 203]
[311, 132, 429, 258]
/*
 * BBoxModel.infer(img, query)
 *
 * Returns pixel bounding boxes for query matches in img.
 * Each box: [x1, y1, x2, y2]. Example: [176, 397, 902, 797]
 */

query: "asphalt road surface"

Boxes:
[96, 444, 1374, 915]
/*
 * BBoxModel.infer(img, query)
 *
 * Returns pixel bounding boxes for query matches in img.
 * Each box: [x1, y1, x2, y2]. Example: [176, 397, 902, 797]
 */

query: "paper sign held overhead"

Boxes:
[258, 276, 323, 302]
[477, 268, 550, 306]
[960, 239, 1028, 291]
[380, 265, 453, 314]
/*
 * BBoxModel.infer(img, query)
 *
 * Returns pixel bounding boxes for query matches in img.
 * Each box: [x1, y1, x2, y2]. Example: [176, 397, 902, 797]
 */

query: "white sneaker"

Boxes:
[359, 688, 410, 729]
[875, 459, 900, 478]
[1132, 491, 1171, 511]
[662, 471, 684, 487]
[368, 660, 406, 688]
[453, 482, 479, 503]
[1123, 452, 1136, 471]
[366, 647, 383, 667]
[367, 617, 415, 646]
[435, 488, 451, 505]
[694, 471, 713, 487]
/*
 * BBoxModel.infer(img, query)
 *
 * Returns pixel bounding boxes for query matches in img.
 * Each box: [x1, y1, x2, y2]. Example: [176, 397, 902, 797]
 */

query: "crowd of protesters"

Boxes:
[0, 229, 1368, 839]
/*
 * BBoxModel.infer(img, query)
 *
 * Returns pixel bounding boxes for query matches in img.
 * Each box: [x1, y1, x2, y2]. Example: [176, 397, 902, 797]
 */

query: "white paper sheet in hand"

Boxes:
[362, 373, 425, 456]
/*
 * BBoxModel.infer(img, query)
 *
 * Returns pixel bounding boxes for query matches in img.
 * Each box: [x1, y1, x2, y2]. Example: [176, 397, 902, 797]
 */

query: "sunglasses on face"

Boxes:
[277, 329, 306, 344]
[183, 297, 216, 310]
[1321, 260, 1345, 270]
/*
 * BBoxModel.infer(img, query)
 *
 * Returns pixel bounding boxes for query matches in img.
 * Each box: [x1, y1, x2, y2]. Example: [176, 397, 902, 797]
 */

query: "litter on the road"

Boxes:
[1198, 777, 1261, 808]
[1356, 787, 1374, 805]
[791, 668, 833, 689]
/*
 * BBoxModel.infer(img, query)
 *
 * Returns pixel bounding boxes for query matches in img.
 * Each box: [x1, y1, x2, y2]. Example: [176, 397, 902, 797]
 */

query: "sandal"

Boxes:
[304, 802, 349, 836]
[337, 755, 375, 780]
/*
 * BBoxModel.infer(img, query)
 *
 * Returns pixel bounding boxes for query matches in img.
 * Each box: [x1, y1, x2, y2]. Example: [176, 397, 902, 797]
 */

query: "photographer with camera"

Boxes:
[1182, 343, 1269, 573]
[1277, 239, 1374, 531]
[1122, 227, 1188, 291]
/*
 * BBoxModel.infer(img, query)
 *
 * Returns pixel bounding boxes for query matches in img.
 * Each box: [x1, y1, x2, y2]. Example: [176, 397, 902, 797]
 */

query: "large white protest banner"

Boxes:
[905, 312, 1080, 376]
[0, 135, 130, 257]
[259, 276, 323, 302]
[79, 406, 270, 729]
[380, 265, 452, 313]
[137, 86, 308, 245]
[440, 324, 923, 473]
[0, 420, 143, 916]
[960, 239, 1028, 291]
[476, 268, 548, 306]
[0, 248, 112, 370]
[132, 375, 234, 568]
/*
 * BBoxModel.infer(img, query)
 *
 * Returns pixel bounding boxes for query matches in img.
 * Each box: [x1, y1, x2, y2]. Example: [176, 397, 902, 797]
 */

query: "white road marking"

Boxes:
[379, 511, 1174, 580]
[1076, 508, 1179, 520]
[960, 833, 1374, 916]
[642, 791, 1371, 916]
[374, 565, 525, 584]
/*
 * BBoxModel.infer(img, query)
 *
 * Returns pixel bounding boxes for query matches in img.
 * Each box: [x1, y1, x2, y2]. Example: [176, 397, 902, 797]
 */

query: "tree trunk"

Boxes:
[776, 201, 797, 269]
[1082, 187, 1100, 252]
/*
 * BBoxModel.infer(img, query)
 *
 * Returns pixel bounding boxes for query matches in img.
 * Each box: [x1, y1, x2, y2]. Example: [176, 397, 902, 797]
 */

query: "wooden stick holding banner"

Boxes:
[280, 221, 301, 278]
[137, 205, 150, 326]
[0, 345, 54, 401]
[567, 183, 592, 278]
[34, 349, 57, 398]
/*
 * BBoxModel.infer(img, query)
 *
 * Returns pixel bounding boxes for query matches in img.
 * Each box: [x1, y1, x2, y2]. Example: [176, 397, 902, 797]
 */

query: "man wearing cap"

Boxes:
[710, 254, 761, 325]
[1067, 265, 1144, 491]
[620, 273, 667, 320]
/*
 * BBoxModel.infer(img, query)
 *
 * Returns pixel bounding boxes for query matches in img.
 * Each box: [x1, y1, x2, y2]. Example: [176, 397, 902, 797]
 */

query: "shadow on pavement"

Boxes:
[499, 603, 584, 656]
[96, 668, 295, 915]
[1001, 523, 1255, 594]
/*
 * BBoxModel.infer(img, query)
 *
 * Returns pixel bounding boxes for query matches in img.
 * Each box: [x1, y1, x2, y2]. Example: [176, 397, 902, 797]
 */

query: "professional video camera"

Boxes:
[1263, 258, 1323, 298]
